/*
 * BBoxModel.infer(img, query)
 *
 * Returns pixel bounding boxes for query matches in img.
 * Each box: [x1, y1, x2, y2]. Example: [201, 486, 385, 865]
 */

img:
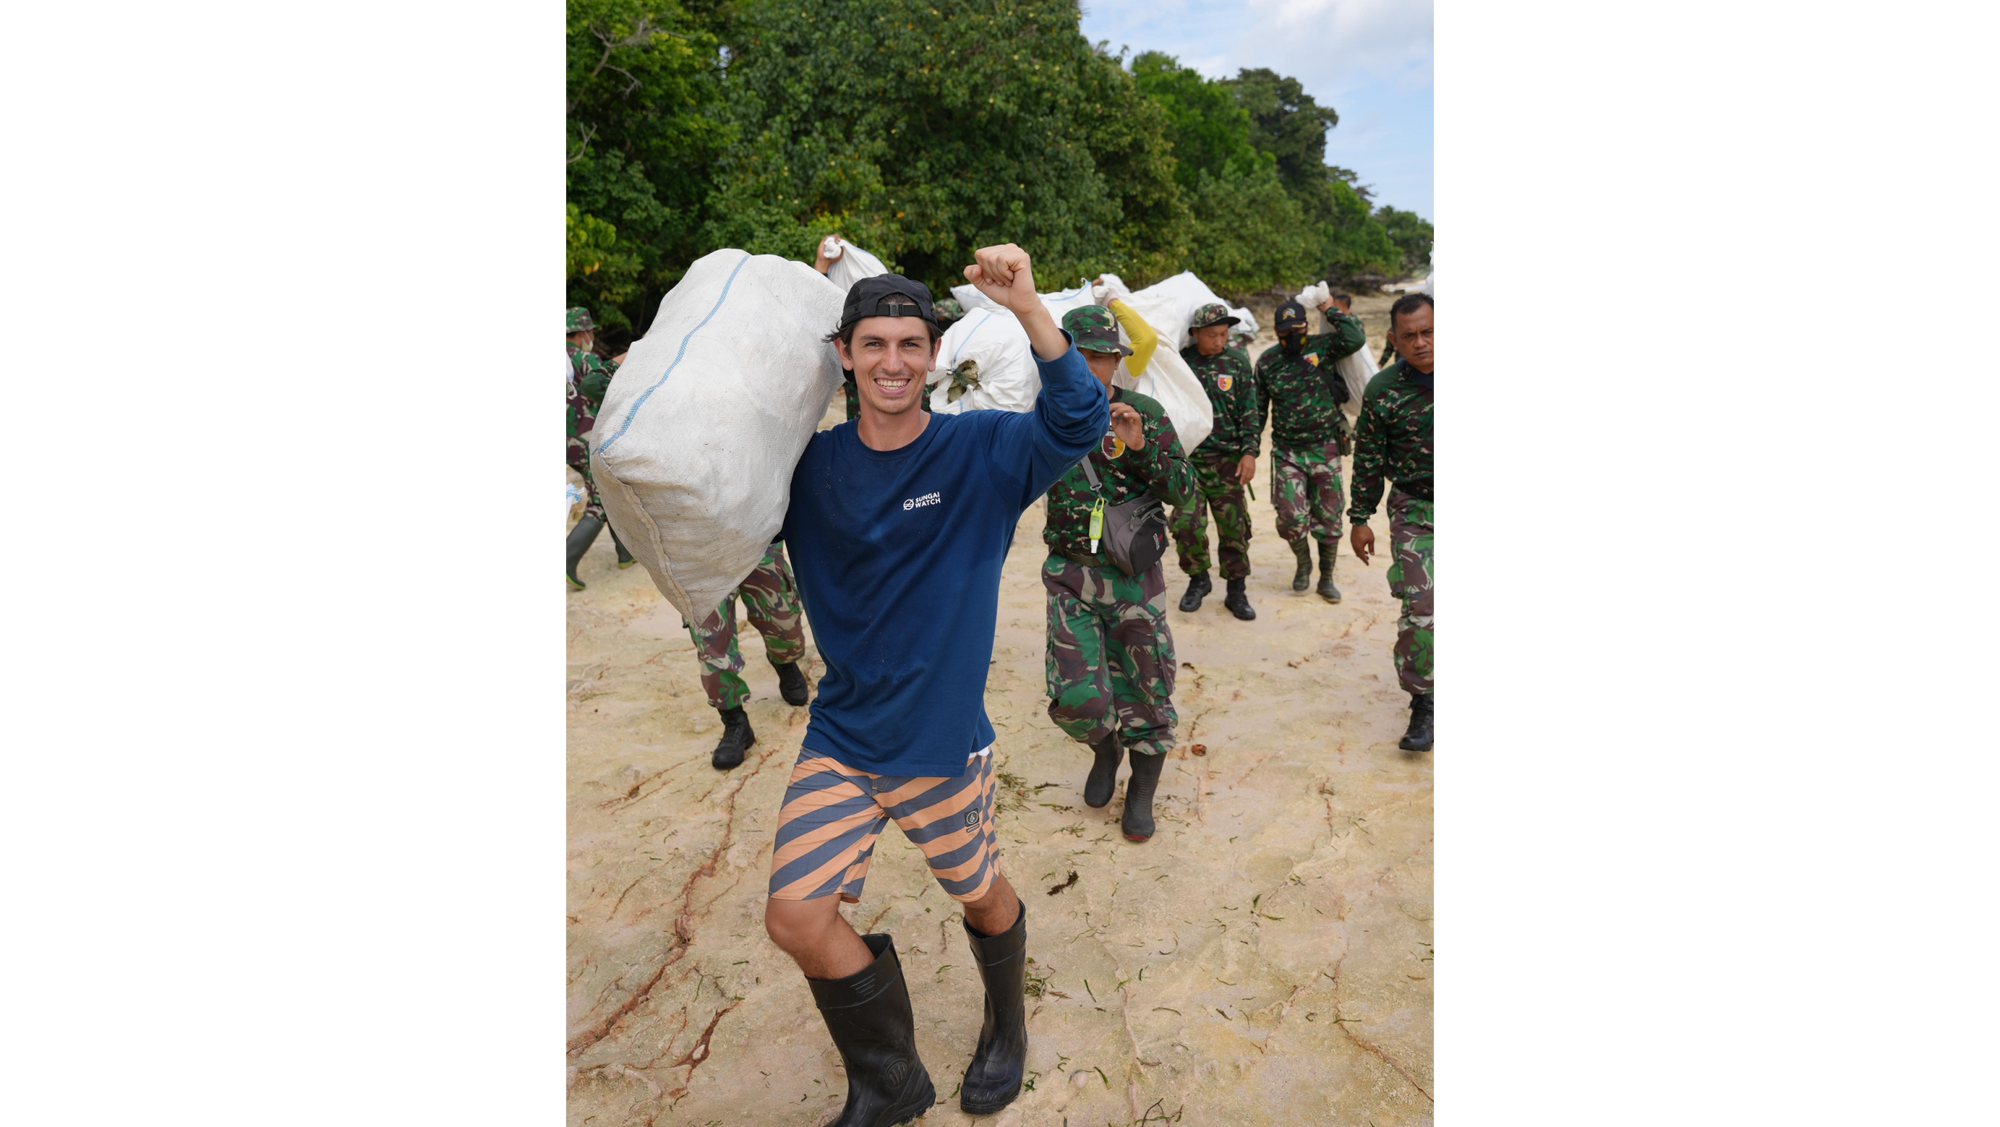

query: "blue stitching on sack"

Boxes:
[949, 309, 996, 367]
[595, 251, 751, 455]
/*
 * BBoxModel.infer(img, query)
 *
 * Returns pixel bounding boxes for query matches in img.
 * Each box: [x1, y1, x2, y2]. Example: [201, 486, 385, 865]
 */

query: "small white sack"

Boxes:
[1227, 305, 1259, 336]
[1122, 271, 1228, 351]
[589, 249, 846, 620]
[1334, 345, 1378, 423]
[927, 306, 1041, 415]
[823, 237, 890, 291]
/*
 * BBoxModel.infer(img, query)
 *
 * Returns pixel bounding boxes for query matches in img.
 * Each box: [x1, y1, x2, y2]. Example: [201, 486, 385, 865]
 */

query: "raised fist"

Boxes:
[964, 244, 1040, 318]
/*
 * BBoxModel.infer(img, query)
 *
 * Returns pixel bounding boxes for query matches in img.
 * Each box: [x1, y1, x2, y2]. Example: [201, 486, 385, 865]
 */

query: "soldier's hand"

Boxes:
[964, 244, 1039, 317]
[1236, 455, 1256, 484]
[1108, 402, 1146, 451]
[1350, 525, 1375, 565]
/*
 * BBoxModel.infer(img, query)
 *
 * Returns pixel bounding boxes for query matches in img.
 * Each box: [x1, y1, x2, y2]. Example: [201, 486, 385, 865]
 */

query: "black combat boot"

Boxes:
[711, 706, 755, 770]
[806, 933, 937, 1127]
[1121, 750, 1166, 841]
[959, 902, 1029, 1115]
[1290, 539, 1313, 591]
[609, 524, 637, 569]
[1082, 730, 1123, 808]
[1223, 577, 1256, 621]
[1400, 693, 1434, 752]
[775, 661, 810, 706]
[566, 514, 604, 590]
[1317, 540, 1342, 603]
[1178, 572, 1211, 612]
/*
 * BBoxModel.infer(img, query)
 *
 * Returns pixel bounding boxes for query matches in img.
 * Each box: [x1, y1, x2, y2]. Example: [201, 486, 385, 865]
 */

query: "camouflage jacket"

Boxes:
[566, 377, 596, 465]
[1180, 343, 1259, 461]
[1253, 311, 1367, 460]
[1348, 360, 1434, 523]
[568, 342, 617, 411]
[1042, 388, 1196, 568]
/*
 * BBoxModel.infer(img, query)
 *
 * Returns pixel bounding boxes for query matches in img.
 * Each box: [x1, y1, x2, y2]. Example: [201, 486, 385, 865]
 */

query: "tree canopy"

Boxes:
[566, 0, 1430, 329]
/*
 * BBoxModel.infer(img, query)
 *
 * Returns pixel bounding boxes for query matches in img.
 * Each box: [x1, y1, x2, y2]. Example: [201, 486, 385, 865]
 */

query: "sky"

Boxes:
[1078, 0, 1433, 220]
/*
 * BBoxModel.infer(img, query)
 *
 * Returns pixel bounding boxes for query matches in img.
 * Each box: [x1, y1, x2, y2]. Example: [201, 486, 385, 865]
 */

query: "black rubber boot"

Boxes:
[1082, 730, 1123, 809]
[565, 514, 603, 590]
[959, 902, 1029, 1115]
[1178, 572, 1211, 612]
[1223, 577, 1256, 621]
[711, 706, 755, 770]
[1317, 540, 1342, 603]
[806, 933, 937, 1127]
[609, 524, 636, 569]
[1290, 539, 1313, 591]
[1400, 693, 1434, 752]
[1121, 750, 1165, 841]
[775, 661, 810, 707]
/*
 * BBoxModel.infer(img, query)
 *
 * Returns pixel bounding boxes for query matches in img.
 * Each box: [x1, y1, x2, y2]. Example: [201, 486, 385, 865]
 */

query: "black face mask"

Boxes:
[1279, 333, 1304, 357]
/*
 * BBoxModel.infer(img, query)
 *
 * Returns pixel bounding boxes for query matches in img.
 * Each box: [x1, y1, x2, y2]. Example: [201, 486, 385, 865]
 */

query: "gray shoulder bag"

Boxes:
[1076, 455, 1169, 577]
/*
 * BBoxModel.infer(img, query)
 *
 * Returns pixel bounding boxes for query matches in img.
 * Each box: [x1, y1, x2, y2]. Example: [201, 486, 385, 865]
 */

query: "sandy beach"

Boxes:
[566, 323, 1432, 1125]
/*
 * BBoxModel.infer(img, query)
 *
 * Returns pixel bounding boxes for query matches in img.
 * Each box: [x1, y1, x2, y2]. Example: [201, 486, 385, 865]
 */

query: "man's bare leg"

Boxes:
[960, 870, 1020, 936]
[765, 894, 873, 979]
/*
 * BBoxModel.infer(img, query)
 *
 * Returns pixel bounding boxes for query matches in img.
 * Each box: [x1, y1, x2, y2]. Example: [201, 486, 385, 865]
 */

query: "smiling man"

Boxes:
[765, 247, 1105, 1126]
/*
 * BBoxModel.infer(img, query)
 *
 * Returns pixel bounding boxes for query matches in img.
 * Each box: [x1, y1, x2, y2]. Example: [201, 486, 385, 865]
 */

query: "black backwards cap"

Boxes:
[837, 274, 938, 332]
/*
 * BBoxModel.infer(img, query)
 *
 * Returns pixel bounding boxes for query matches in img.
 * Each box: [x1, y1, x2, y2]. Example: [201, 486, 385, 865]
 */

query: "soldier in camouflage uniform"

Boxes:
[683, 543, 813, 769]
[567, 306, 618, 409]
[1170, 302, 1260, 621]
[564, 307, 635, 588]
[1042, 304, 1195, 842]
[1254, 297, 1368, 603]
[1349, 293, 1435, 752]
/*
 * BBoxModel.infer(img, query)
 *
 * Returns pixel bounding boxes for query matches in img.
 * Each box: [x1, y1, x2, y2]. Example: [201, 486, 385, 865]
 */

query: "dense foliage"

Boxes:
[566, 0, 1430, 329]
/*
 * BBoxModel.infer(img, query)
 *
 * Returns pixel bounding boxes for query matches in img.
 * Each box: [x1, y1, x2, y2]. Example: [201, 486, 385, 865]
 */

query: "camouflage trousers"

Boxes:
[1388, 491, 1435, 695]
[566, 433, 606, 522]
[1271, 442, 1344, 548]
[686, 544, 807, 710]
[1169, 455, 1252, 579]
[1042, 555, 1177, 758]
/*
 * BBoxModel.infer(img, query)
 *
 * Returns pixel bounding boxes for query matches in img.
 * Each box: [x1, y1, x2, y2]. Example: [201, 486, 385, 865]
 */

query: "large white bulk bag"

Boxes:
[589, 249, 845, 620]
[927, 306, 1040, 414]
[821, 236, 890, 291]
[1112, 344, 1212, 452]
[1123, 271, 1228, 351]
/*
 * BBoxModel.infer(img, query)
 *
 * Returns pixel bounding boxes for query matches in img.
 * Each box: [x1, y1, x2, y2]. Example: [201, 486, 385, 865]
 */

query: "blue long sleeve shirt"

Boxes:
[781, 333, 1107, 775]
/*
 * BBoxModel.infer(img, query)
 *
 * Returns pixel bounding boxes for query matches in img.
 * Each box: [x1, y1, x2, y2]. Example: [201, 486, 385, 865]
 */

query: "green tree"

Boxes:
[704, 0, 1183, 293]
[566, 0, 729, 327]
[1373, 205, 1434, 274]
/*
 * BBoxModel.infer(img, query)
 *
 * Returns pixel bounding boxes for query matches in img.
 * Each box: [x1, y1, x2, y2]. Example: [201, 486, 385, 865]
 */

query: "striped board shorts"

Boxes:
[767, 745, 999, 904]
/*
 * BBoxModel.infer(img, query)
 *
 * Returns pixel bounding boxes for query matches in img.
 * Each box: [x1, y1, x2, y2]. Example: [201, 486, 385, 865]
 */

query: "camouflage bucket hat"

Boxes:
[1189, 302, 1240, 330]
[566, 307, 596, 333]
[1062, 305, 1131, 355]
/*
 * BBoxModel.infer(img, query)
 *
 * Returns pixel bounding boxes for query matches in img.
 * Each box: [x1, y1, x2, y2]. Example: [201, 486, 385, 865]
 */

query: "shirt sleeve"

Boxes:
[1231, 355, 1259, 459]
[988, 331, 1109, 510]
[579, 354, 617, 409]
[1107, 298, 1158, 377]
[1251, 352, 1273, 457]
[1125, 409, 1196, 508]
[1348, 388, 1388, 524]
[1319, 310, 1366, 360]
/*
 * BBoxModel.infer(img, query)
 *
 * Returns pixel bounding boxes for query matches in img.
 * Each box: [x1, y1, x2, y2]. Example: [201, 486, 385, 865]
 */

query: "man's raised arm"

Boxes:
[963, 244, 1107, 496]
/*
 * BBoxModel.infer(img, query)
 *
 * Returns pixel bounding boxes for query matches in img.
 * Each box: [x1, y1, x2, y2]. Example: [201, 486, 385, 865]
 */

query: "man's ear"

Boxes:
[835, 335, 853, 368]
[928, 335, 943, 369]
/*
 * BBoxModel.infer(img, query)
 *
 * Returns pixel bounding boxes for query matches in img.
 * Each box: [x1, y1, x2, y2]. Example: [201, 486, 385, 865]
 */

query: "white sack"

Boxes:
[1333, 345, 1377, 424]
[823, 237, 890, 291]
[589, 249, 846, 620]
[1227, 305, 1258, 336]
[1296, 280, 1331, 309]
[1113, 344, 1212, 452]
[566, 481, 586, 521]
[927, 307, 1041, 414]
[1122, 271, 1228, 351]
